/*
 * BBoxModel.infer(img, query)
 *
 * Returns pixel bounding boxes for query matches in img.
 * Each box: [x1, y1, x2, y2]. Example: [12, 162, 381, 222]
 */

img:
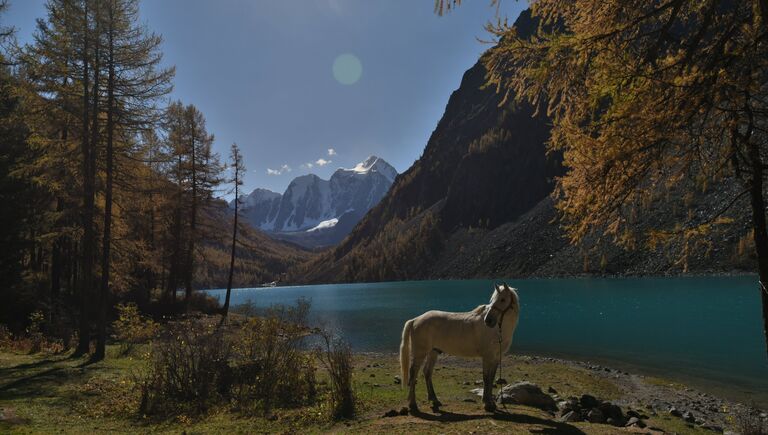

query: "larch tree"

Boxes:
[161, 101, 220, 310]
[20, 0, 172, 358]
[440, 1, 768, 356]
[92, 0, 173, 360]
[220, 143, 245, 322]
[0, 1, 36, 326]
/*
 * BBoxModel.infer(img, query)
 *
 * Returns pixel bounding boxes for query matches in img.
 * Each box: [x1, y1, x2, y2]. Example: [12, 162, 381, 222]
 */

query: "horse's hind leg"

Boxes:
[408, 350, 427, 412]
[423, 349, 441, 407]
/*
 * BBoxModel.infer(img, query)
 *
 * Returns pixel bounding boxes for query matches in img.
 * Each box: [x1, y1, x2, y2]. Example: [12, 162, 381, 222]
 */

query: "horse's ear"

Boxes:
[494, 283, 500, 294]
[503, 282, 511, 291]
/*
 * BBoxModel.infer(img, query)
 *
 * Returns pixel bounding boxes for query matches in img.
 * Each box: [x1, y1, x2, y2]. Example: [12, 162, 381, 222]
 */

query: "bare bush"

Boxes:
[230, 298, 316, 413]
[733, 405, 768, 435]
[230, 299, 257, 317]
[138, 299, 317, 417]
[316, 330, 355, 420]
[138, 319, 232, 415]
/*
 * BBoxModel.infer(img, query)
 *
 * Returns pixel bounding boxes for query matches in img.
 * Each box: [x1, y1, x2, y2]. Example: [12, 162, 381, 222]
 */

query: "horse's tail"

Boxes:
[399, 319, 414, 388]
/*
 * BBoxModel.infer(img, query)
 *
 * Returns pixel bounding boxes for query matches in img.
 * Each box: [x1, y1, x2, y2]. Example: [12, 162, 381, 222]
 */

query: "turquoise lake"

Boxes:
[206, 276, 767, 401]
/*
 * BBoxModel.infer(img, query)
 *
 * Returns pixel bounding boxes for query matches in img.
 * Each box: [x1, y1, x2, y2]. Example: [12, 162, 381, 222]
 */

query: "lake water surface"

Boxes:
[206, 276, 767, 401]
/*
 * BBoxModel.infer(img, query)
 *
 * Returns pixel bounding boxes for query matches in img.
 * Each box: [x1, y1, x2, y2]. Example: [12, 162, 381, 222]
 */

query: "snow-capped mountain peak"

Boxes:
[237, 156, 398, 247]
[343, 155, 397, 182]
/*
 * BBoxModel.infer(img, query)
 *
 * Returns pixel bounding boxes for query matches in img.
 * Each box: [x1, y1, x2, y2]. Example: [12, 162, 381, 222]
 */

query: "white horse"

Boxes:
[399, 283, 520, 412]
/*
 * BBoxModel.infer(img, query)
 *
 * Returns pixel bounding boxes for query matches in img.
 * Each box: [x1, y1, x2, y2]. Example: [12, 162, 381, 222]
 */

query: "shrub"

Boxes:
[113, 303, 159, 356]
[138, 299, 317, 417]
[138, 319, 232, 415]
[316, 331, 355, 420]
[230, 299, 257, 317]
[0, 312, 65, 354]
[229, 298, 316, 413]
[26, 310, 45, 353]
[732, 405, 768, 435]
[189, 292, 221, 314]
[0, 324, 12, 348]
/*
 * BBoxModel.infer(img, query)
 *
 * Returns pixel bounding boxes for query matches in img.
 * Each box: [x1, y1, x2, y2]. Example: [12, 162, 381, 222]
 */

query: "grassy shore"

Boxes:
[0, 344, 743, 434]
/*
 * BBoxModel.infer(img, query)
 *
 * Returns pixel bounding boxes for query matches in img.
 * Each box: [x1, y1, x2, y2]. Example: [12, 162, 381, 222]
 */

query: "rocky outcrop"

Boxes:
[237, 156, 397, 248]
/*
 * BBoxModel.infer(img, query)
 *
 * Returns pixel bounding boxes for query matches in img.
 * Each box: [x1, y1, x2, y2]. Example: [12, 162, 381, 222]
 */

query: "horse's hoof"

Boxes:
[484, 402, 497, 412]
[431, 400, 443, 407]
[409, 404, 419, 414]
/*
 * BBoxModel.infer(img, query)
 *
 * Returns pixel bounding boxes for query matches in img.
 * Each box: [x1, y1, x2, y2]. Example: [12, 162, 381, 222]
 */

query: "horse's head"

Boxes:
[484, 282, 519, 328]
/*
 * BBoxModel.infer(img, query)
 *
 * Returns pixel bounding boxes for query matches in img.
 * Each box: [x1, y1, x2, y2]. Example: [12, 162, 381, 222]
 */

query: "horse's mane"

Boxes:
[472, 305, 487, 315]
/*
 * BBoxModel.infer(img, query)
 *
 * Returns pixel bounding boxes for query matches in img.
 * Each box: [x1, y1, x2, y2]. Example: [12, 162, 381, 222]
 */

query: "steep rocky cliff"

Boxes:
[291, 10, 754, 283]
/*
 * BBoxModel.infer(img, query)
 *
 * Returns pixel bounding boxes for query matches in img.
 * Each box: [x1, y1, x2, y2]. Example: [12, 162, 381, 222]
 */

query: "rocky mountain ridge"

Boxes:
[235, 156, 397, 248]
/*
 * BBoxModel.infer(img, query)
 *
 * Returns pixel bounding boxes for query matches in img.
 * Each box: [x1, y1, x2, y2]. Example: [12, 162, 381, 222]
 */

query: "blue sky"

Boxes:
[5, 0, 527, 195]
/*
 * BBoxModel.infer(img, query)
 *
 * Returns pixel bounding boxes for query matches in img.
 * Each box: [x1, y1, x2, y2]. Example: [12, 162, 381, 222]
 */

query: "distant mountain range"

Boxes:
[234, 156, 397, 248]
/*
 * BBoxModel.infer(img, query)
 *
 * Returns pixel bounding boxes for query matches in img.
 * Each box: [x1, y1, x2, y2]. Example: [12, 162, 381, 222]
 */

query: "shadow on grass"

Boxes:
[409, 408, 586, 435]
[0, 353, 70, 374]
[0, 354, 101, 404]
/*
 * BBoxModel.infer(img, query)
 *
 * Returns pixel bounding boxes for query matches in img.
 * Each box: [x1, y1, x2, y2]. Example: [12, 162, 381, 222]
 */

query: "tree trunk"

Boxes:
[221, 184, 238, 321]
[748, 134, 768, 361]
[51, 199, 62, 296]
[74, 1, 92, 358]
[95, 6, 114, 362]
[184, 121, 197, 311]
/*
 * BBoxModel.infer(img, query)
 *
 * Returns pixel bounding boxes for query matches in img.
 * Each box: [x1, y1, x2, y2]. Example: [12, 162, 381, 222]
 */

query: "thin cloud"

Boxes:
[300, 162, 314, 169]
[327, 148, 337, 156]
[315, 158, 331, 167]
[266, 164, 291, 175]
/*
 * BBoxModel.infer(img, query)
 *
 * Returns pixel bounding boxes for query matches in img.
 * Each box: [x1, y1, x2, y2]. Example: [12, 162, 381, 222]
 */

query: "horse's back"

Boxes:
[408, 309, 486, 357]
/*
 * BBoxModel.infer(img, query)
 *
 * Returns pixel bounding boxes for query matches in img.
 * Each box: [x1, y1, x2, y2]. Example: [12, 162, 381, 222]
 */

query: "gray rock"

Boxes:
[561, 410, 582, 422]
[579, 394, 599, 409]
[683, 411, 696, 423]
[393, 376, 401, 385]
[587, 408, 605, 423]
[598, 402, 624, 422]
[625, 416, 647, 428]
[498, 382, 557, 411]
[669, 407, 683, 417]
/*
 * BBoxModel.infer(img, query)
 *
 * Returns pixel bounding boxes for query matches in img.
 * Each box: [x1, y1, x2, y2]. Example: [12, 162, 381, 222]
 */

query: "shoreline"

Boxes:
[358, 351, 767, 431]
[513, 349, 768, 409]
[204, 270, 759, 290]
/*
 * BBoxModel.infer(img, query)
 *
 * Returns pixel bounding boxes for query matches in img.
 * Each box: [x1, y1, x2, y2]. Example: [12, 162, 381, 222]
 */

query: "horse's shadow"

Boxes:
[409, 408, 586, 435]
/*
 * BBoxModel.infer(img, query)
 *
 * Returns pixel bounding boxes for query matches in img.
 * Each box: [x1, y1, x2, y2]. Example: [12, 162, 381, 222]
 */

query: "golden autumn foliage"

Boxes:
[481, 1, 767, 251]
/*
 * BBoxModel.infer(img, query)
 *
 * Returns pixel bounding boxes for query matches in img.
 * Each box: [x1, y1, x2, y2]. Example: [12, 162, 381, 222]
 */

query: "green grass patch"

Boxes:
[0, 347, 717, 434]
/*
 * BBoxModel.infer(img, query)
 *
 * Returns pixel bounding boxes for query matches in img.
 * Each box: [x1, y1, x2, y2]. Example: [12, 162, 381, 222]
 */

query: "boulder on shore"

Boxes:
[498, 382, 557, 411]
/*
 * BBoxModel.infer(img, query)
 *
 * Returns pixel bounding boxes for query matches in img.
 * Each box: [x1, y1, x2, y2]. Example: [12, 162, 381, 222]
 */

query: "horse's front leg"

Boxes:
[481, 356, 498, 412]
